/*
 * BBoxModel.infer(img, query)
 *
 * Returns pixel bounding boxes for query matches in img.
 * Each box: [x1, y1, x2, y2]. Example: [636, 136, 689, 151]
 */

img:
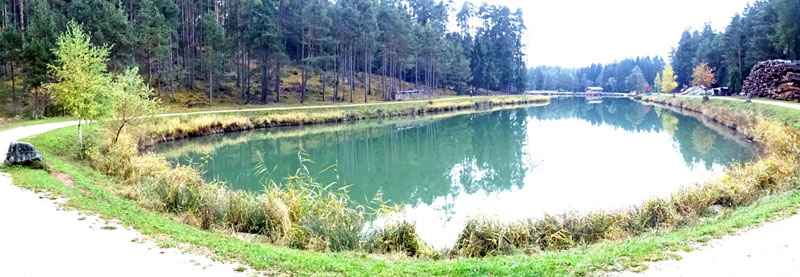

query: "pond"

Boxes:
[151, 97, 756, 249]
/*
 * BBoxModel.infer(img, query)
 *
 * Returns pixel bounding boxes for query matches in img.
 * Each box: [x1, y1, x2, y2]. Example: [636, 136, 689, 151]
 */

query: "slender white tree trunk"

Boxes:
[78, 120, 83, 146]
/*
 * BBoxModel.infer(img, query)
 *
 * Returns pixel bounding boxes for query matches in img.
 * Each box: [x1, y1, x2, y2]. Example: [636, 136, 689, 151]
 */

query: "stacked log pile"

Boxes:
[743, 60, 800, 101]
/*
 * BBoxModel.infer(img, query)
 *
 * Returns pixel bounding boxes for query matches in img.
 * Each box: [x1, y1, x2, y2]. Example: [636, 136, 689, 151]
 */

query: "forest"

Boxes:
[671, 0, 800, 93]
[527, 56, 666, 93]
[0, 0, 528, 116]
[529, 0, 800, 94]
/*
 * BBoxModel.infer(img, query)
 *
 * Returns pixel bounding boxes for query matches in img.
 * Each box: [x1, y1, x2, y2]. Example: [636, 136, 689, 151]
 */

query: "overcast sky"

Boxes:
[451, 0, 755, 68]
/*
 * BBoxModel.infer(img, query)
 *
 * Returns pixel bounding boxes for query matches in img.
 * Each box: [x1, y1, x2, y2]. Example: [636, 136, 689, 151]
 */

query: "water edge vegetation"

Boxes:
[3, 95, 800, 275]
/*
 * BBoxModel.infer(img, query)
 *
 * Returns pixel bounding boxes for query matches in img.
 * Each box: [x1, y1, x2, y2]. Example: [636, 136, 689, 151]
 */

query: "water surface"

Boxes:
[153, 97, 755, 248]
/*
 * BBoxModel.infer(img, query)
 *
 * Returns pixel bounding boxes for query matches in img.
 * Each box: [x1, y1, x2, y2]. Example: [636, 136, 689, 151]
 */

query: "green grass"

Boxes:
[4, 147, 798, 276]
[3, 95, 800, 275]
[159, 95, 486, 114]
[670, 95, 800, 128]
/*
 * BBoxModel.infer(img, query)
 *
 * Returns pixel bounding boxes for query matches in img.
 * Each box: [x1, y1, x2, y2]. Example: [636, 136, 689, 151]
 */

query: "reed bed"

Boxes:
[140, 95, 549, 148]
[84, 96, 546, 255]
[82, 94, 800, 259]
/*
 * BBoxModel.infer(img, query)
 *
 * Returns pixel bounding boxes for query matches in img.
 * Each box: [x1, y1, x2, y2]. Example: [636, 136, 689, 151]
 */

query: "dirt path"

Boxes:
[0, 173, 253, 277]
[614, 95, 800, 276]
[0, 121, 253, 275]
[614, 213, 800, 277]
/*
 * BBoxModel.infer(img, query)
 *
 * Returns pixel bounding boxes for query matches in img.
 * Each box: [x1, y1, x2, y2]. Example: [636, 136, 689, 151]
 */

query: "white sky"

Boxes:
[450, 0, 755, 68]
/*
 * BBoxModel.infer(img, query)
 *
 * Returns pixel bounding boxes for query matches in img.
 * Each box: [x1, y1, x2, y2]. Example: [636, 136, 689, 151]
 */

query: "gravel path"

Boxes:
[613, 213, 800, 277]
[614, 95, 800, 277]
[0, 174, 251, 277]
[0, 120, 256, 276]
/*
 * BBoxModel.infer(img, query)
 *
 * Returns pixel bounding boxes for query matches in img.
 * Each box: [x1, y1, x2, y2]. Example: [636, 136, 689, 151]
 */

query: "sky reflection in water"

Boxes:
[153, 97, 755, 249]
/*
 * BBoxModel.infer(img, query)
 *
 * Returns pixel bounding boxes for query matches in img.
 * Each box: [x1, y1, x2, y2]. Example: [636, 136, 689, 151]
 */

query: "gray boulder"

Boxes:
[4, 142, 47, 169]
[705, 205, 725, 216]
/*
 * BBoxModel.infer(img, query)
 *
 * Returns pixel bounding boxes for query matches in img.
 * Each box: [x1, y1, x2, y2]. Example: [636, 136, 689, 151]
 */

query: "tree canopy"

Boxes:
[691, 62, 716, 88]
[528, 56, 665, 92]
[661, 65, 679, 93]
[670, 0, 800, 93]
[1, 0, 528, 116]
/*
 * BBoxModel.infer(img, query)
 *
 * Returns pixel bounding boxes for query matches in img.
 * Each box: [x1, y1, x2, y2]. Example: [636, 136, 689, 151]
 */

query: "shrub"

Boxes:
[367, 220, 426, 257]
[634, 199, 678, 231]
[454, 216, 514, 257]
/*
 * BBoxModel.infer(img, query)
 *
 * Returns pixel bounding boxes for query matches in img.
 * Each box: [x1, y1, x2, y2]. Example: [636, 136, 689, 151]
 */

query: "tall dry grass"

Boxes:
[84, 94, 800, 259]
[450, 96, 800, 258]
[84, 96, 546, 254]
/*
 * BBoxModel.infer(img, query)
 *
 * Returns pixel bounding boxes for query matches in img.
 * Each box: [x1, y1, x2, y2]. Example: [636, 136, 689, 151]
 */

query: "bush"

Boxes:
[454, 216, 514, 257]
[367, 220, 427, 257]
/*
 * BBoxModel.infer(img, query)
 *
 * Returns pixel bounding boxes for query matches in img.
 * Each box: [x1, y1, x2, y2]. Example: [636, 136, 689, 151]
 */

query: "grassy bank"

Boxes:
[4, 145, 799, 275]
[143, 95, 548, 146]
[4, 94, 800, 275]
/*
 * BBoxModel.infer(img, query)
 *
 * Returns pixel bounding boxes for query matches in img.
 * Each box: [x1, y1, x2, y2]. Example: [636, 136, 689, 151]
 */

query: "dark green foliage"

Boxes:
[528, 56, 665, 92]
[0, 26, 23, 112]
[1, 0, 527, 116]
[467, 5, 527, 93]
[670, 0, 799, 93]
[625, 65, 647, 92]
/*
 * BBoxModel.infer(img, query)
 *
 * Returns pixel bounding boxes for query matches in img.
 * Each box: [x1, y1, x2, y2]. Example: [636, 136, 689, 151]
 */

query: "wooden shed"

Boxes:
[586, 87, 603, 94]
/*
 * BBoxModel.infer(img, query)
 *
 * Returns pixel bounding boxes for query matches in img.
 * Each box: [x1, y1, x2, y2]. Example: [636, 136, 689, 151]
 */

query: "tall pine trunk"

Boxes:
[208, 67, 213, 106]
[261, 52, 269, 104]
[274, 58, 281, 103]
[349, 46, 354, 103]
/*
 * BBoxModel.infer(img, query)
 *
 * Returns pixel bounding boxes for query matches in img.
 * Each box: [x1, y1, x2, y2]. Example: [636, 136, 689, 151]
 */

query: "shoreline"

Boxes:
[3, 94, 800, 275]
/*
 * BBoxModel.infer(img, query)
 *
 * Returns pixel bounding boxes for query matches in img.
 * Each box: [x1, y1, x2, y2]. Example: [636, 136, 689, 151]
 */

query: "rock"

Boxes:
[705, 205, 725, 216]
[4, 142, 47, 169]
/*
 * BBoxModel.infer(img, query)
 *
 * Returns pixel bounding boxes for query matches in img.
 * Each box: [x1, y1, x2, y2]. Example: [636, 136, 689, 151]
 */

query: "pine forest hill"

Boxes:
[528, 0, 800, 94]
[0, 0, 528, 117]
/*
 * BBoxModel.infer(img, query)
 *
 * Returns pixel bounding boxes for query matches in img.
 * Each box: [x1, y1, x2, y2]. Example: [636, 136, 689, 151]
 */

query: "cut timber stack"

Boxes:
[743, 60, 800, 101]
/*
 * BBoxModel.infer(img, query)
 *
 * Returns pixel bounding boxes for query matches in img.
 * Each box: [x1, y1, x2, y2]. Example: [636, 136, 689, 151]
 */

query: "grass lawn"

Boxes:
[3, 96, 800, 276]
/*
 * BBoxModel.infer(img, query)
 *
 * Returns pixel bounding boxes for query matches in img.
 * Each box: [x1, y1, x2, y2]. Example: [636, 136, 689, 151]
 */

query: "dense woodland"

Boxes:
[529, 0, 800, 95]
[0, 0, 528, 116]
[671, 0, 800, 93]
[527, 56, 666, 93]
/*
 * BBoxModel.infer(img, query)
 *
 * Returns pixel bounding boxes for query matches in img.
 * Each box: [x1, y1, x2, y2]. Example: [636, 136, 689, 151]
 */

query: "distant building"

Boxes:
[394, 90, 431, 101]
[586, 87, 603, 94]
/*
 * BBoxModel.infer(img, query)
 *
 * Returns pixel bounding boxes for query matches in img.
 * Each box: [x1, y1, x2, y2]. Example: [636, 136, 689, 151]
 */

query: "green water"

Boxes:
[152, 97, 755, 248]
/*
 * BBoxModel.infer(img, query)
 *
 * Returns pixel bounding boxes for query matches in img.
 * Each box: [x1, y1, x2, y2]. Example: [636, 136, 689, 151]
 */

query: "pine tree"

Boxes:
[198, 12, 225, 106]
[246, 0, 280, 104]
[0, 27, 22, 113]
[653, 73, 662, 93]
[625, 66, 646, 92]
[774, 0, 800, 59]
